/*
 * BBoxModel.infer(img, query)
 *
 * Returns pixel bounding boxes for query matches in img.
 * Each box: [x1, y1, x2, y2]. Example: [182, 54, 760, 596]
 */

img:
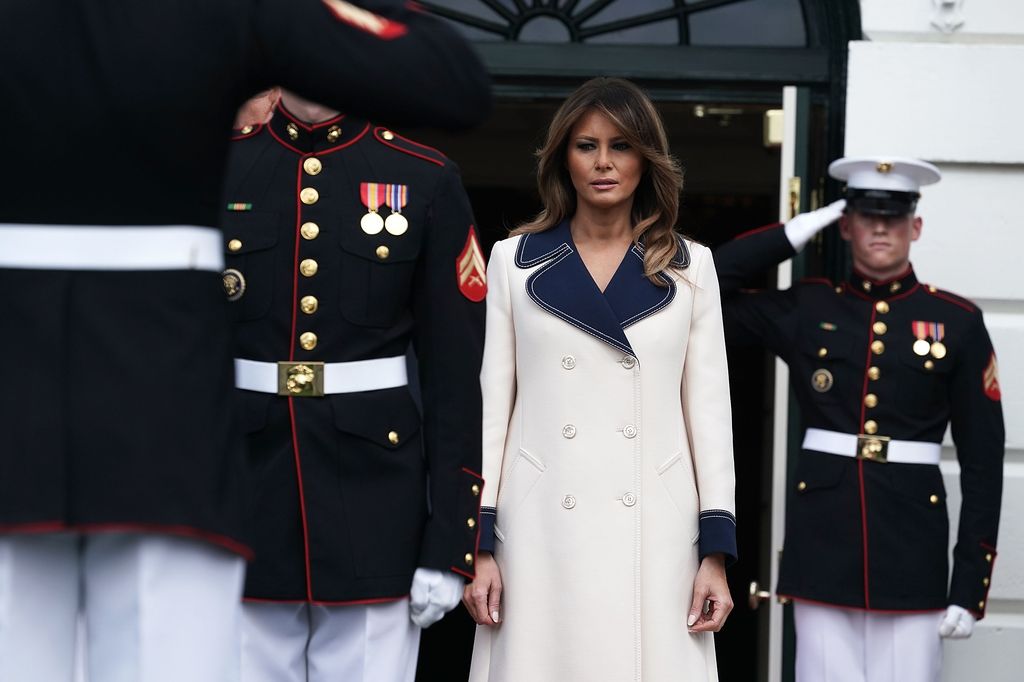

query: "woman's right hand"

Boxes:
[463, 552, 503, 626]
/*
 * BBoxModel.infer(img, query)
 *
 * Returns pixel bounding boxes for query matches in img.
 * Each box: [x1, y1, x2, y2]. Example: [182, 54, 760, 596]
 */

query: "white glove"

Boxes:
[938, 604, 976, 639]
[783, 199, 846, 251]
[409, 567, 464, 629]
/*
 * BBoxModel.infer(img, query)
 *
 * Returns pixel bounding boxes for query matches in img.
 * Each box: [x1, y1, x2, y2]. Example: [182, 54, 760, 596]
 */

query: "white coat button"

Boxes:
[561, 355, 576, 370]
[562, 495, 576, 509]
[562, 424, 577, 439]
[623, 424, 637, 439]
[622, 492, 637, 507]
[621, 356, 636, 369]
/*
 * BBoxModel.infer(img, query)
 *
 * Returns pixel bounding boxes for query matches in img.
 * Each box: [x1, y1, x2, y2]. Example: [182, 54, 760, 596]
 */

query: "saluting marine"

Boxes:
[714, 158, 1004, 682]
[222, 90, 486, 682]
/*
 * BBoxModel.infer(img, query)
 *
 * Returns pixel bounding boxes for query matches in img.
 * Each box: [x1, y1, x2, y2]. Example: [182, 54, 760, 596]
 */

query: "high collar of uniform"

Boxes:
[848, 265, 918, 299]
[268, 104, 366, 153]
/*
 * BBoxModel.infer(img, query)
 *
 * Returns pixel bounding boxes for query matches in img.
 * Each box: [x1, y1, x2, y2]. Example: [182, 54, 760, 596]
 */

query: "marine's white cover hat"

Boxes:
[828, 157, 941, 215]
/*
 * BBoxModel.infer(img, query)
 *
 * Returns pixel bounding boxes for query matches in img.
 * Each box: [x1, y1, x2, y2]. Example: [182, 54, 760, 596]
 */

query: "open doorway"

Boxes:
[413, 95, 803, 681]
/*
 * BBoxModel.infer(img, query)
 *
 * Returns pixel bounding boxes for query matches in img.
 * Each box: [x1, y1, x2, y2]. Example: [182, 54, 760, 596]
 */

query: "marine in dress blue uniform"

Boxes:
[714, 158, 1004, 682]
[223, 95, 485, 681]
[0, 2, 490, 681]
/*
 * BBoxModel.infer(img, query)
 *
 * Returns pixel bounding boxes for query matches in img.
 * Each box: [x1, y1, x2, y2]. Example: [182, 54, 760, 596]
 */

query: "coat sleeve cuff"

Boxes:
[698, 510, 737, 566]
[478, 506, 496, 554]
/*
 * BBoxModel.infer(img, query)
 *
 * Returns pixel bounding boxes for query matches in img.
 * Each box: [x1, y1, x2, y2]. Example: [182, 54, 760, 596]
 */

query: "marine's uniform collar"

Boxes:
[267, 103, 369, 154]
[848, 265, 919, 299]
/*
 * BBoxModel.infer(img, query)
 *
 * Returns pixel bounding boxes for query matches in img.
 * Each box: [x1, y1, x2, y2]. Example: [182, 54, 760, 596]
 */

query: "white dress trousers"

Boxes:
[795, 601, 945, 682]
[0, 532, 245, 682]
[240, 600, 420, 682]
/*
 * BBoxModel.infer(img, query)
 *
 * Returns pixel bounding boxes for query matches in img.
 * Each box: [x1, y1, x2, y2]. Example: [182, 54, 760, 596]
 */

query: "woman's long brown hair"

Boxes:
[511, 77, 685, 284]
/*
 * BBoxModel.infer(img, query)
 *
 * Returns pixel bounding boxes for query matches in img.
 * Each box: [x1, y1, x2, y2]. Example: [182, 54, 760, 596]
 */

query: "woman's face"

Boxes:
[566, 109, 645, 215]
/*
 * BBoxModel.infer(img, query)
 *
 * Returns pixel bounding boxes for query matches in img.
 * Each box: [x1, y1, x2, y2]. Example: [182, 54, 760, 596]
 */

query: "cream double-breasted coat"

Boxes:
[469, 221, 737, 682]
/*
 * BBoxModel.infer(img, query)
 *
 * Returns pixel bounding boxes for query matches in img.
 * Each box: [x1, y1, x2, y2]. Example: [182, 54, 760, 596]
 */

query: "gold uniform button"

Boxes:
[924, 360, 935, 370]
[864, 420, 878, 435]
[818, 347, 828, 358]
[240, 125, 254, 135]
[300, 296, 319, 315]
[300, 259, 319, 277]
[326, 125, 341, 143]
[471, 484, 481, 496]
[890, 282, 901, 293]
[388, 431, 400, 445]
[871, 340, 885, 355]
[464, 553, 474, 566]
[835, 286, 843, 294]
[300, 222, 320, 240]
[466, 518, 476, 529]
[868, 366, 881, 381]
[864, 394, 878, 408]
[382, 129, 395, 141]
[929, 494, 939, 505]
[300, 187, 319, 205]
[286, 122, 299, 140]
[299, 332, 318, 350]
[875, 301, 890, 314]
[986, 553, 993, 563]
[978, 600, 986, 610]
[983, 577, 990, 587]
[929, 285, 938, 293]
[375, 245, 390, 260]
[797, 481, 807, 492]
[303, 157, 323, 176]
[862, 281, 872, 293]
[873, 321, 887, 335]
[227, 239, 243, 252]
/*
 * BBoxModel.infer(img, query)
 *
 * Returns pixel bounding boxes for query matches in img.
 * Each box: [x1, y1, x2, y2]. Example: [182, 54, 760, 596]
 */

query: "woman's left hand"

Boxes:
[687, 553, 733, 633]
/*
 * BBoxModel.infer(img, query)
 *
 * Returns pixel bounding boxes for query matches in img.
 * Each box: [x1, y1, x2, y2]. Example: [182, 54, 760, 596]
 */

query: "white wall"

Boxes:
[847, 4, 1024, 680]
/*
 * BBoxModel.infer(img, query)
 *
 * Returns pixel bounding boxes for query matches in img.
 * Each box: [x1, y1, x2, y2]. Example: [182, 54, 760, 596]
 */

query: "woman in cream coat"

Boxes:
[465, 78, 736, 682]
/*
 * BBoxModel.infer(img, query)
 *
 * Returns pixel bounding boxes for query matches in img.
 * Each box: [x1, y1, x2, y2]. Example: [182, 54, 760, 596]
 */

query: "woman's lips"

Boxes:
[591, 179, 618, 190]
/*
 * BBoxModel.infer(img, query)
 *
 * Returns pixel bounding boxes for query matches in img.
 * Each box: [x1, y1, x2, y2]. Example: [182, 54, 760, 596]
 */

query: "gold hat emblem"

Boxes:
[876, 161, 893, 174]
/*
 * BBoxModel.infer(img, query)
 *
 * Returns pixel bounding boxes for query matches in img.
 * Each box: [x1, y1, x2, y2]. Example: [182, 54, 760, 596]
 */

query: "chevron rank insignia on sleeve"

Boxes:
[457, 226, 487, 302]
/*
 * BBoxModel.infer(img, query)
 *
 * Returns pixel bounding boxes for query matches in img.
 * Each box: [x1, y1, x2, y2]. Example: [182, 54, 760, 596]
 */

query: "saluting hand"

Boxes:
[687, 554, 733, 633]
[463, 552, 503, 626]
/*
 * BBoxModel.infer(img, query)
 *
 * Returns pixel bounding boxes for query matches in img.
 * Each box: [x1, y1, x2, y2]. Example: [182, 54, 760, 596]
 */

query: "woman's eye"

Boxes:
[576, 142, 596, 151]
[612, 142, 631, 151]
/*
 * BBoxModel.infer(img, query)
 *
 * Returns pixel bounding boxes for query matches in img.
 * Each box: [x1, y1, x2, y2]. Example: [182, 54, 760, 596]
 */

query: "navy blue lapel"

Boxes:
[604, 242, 678, 329]
[515, 221, 687, 357]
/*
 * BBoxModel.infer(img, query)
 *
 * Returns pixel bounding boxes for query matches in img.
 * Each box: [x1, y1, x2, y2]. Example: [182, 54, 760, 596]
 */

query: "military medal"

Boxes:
[384, 183, 409, 235]
[912, 321, 931, 356]
[359, 182, 385, 235]
[929, 322, 947, 359]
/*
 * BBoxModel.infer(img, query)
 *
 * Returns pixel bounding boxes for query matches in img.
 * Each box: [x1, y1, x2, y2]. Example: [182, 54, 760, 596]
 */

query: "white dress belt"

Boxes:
[803, 428, 941, 465]
[0, 224, 224, 272]
[234, 357, 408, 396]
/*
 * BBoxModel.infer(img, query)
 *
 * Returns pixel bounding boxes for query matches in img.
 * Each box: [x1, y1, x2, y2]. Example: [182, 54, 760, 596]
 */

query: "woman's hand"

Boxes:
[463, 552, 503, 626]
[687, 553, 733, 633]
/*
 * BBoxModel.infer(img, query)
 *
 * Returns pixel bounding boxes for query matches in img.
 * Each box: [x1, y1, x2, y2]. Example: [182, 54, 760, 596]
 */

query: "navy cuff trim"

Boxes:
[698, 510, 737, 566]
[478, 507, 496, 554]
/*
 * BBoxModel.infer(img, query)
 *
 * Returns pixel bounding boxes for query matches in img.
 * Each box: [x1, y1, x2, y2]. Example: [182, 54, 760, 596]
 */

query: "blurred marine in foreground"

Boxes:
[0, 2, 490, 681]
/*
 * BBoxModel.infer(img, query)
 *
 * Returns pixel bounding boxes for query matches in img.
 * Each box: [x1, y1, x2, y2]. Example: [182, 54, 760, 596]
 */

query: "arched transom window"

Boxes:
[419, 0, 808, 47]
